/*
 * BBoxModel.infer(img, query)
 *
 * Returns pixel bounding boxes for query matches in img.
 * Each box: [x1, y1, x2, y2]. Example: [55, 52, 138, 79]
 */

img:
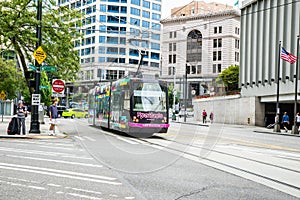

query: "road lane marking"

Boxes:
[74, 136, 85, 141]
[0, 165, 121, 185]
[116, 136, 139, 144]
[67, 193, 102, 200]
[83, 136, 97, 142]
[0, 147, 92, 160]
[65, 187, 102, 195]
[0, 162, 116, 181]
[6, 155, 102, 168]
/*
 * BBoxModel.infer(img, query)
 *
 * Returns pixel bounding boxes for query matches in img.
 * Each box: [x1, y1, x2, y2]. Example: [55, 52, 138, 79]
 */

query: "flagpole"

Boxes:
[291, 35, 300, 134]
[274, 41, 281, 132]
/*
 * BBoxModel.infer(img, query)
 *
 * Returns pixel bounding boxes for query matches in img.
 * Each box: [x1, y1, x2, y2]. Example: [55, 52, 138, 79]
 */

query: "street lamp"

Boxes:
[291, 35, 300, 134]
[273, 41, 281, 133]
[172, 66, 176, 121]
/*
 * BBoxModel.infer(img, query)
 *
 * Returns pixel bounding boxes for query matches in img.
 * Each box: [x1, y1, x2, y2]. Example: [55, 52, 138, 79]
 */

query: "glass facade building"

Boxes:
[57, 0, 162, 84]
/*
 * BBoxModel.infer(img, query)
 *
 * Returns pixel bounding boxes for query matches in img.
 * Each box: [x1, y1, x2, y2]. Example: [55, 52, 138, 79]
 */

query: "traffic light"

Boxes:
[25, 71, 35, 80]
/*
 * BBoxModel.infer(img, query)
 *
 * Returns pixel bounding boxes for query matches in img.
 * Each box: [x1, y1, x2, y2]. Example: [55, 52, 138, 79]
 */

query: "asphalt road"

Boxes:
[0, 118, 299, 199]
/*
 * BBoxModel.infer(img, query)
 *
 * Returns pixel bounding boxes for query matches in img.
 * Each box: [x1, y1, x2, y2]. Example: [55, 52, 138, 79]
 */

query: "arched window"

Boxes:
[186, 30, 202, 62]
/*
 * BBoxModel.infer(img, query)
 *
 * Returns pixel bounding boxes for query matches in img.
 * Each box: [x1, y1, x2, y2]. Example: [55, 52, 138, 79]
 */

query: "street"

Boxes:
[0, 118, 299, 199]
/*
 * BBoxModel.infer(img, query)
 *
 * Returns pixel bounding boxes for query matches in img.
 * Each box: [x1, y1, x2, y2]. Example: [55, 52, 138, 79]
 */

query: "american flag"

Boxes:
[281, 47, 298, 64]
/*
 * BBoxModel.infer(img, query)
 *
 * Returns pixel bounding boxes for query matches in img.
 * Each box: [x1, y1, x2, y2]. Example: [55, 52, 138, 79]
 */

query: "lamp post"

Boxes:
[291, 35, 300, 134]
[29, 0, 42, 133]
[172, 66, 176, 121]
[184, 63, 188, 123]
[273, 41, 281, 132]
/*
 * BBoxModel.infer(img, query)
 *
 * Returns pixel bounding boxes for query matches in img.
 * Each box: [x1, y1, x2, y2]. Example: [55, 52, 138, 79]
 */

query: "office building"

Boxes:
[56, 0, 162, 93]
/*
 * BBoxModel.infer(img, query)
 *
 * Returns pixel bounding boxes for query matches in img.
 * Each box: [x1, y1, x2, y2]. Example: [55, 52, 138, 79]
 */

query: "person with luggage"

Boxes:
[49, 99, 58, 136]
[16, 100, 28, 135]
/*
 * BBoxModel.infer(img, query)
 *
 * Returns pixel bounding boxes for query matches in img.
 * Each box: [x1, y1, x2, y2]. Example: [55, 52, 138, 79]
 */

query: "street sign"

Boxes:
[41, 66, 57, 72]
[33, 46, 46, 64]
[32, 94, 40, 105]
[29, 64, 36, 71]
[40, 86, 49, 89]
[0, 91, 6, 101]
[52, 79, 65, 93]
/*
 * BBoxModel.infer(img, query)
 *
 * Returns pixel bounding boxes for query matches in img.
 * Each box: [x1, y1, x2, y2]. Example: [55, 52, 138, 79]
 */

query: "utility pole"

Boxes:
[29, 0, 42, 133]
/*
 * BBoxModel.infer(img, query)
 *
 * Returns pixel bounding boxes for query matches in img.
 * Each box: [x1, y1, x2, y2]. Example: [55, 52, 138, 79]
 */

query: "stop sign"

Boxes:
[52, 79, 65, 93]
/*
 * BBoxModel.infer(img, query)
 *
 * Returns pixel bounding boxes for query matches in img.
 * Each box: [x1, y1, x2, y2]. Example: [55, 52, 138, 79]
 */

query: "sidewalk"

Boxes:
[0, 114, 66, 139]
[170, 115, 300, 137]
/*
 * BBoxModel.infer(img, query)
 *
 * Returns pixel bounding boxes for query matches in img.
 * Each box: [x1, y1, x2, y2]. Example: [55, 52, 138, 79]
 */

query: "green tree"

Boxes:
[0, 0, 82, 84]
[168, 84, 180, 109]
[40, 71, 52, 106]
[0, 58, 28, 100]
[216, 65, 240, 93]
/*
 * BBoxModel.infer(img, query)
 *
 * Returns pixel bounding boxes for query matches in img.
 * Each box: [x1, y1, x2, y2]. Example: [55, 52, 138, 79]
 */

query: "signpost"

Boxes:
[52, 79, 65, 93]
[32, 94, 40, 105]
[0, 91, 5, 122]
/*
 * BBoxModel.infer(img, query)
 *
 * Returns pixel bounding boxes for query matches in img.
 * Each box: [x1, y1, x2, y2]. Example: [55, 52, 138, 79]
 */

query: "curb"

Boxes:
[253, 130, 300, 137]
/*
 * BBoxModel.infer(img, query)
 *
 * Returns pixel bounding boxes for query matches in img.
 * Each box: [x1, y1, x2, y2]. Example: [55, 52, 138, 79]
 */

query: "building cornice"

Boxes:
[161, 9, 241, 24]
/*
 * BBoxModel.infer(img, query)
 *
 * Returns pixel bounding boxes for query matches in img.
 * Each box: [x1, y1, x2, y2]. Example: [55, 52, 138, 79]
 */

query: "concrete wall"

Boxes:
[193, 95, 265, 126]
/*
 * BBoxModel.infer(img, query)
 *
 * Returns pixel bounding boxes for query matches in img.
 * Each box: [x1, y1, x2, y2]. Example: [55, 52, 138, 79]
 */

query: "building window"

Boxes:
[131, 0, 140, 6]
[214, 27, 217, 34]
[235, 52, 239, 62]
[186, 30, 202, 62]
[197, 65, 202, 74]
[143, 0, 150, 8]
[213, 39, 217, 48]
[218, 39, 222, 47]
[218, 51, 222, 60]
[173, 43, 176, 51]
[152, 13, 160, 21]
[213, 51, 217, 61]
[174, 31, 177, 38]
[142, 10, 150, 18]
[219, 26, 222, 33]
[152, 3, 161, 11]
[168, 54, 176, 64]
[169, 32, 172, 38]
[235, 39, 239, 49]
[169, 43, 172, 51]
[130, 7, 140, 16]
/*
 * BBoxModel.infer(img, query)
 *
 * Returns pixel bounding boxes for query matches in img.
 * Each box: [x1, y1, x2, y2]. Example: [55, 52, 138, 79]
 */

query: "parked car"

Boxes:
[46, 105, 66, 118]
[62, 108, 88, 119]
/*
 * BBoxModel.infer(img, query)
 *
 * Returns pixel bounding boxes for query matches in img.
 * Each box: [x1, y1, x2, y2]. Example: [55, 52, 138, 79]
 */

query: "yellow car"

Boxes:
[62, 108, 88, 119]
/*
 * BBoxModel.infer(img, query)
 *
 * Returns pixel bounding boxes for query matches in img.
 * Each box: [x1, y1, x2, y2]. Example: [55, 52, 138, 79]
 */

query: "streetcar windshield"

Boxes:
[133, 82, 166, 112]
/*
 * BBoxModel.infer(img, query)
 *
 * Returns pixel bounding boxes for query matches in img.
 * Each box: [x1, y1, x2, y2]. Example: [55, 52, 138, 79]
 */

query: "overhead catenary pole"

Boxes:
[29, 0, 42, 133]
[274, 41, 281, 132]
[291, 35, 300, 134]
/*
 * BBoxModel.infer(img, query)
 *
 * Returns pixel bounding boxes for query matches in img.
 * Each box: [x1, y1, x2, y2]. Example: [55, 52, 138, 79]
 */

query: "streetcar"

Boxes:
[88, 77, 170, 137]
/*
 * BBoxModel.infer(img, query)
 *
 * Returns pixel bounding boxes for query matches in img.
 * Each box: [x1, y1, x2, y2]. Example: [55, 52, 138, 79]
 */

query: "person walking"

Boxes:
[209, 112, 214, 123]
[49, 99, 58, 136]
[296, 112, 300, 132]
[202, 109, 207, 124]
[281, 112, 289, 132]
[16, 100, 28, 135]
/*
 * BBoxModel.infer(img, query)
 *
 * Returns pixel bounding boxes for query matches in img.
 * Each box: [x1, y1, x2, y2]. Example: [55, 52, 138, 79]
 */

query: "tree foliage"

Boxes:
[0, 0, 83, 83]
[0, 58, 28, 100]
[216, 65, 240, 92]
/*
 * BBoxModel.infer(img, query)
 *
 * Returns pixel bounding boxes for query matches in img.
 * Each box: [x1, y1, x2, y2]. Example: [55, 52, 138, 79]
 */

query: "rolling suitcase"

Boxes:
[7, 117, 20, 135]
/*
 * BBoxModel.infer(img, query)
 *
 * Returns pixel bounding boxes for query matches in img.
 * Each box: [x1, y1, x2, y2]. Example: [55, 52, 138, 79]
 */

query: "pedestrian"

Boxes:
[202, 109, 207, 124]
[209, 112, 214, 123]
[16, 100, 28, 135]
[49, 99, 58, 136]
[281, 112, 289, 132]
[296, 112, 300, 132]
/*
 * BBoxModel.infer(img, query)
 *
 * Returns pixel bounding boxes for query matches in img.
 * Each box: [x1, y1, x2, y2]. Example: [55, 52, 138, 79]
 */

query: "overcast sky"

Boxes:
[161, 0, 239, 19]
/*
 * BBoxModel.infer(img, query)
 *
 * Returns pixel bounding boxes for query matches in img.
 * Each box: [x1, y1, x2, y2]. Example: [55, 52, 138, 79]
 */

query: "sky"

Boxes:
[161, 0, 239, 19]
